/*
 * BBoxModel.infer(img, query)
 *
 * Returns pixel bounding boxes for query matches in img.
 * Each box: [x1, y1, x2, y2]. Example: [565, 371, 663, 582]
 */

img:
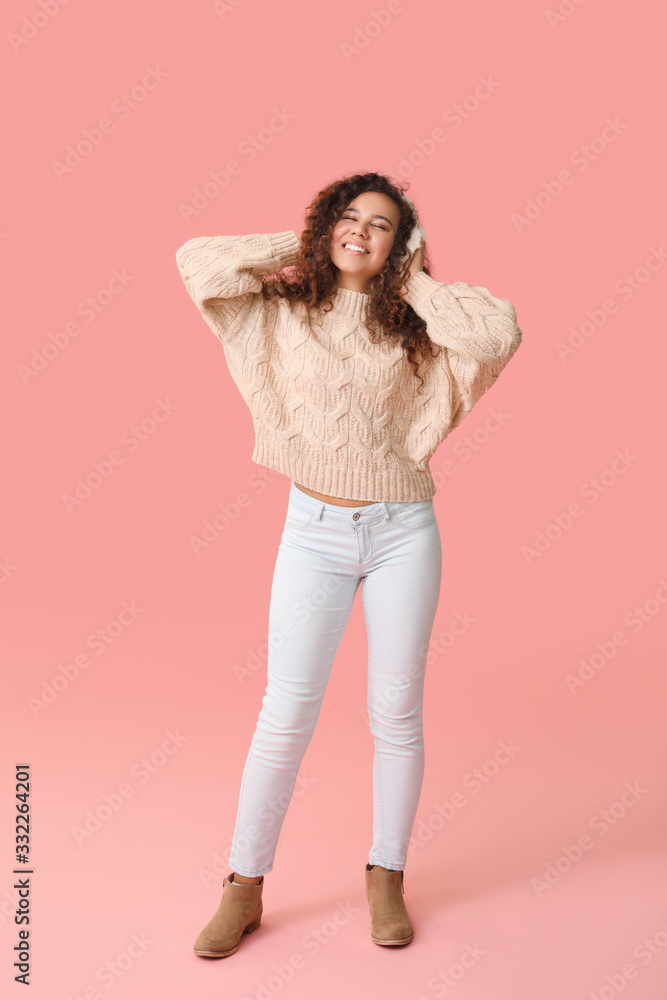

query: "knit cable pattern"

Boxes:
[175, 231, 522, 501]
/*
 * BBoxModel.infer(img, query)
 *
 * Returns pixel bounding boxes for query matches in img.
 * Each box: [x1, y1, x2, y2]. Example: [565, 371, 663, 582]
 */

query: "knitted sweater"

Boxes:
[175, 230, 523, 502]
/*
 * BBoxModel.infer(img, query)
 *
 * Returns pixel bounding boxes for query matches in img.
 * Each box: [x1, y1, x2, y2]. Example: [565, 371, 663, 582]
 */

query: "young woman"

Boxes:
[175, 171, 523, 957]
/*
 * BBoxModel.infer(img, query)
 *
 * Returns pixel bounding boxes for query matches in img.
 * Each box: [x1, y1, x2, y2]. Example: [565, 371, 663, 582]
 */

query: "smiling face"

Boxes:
[329, 191, 402, 293]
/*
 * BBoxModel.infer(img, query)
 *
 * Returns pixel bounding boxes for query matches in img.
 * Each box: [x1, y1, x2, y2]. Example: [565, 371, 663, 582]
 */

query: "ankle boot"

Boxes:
[193, 873, 264, 958]
[364, 863, 414, 946]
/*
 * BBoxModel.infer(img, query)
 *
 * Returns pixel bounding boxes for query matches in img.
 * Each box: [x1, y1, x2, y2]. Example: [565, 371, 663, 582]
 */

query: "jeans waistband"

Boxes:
[289, 480, 431, 524]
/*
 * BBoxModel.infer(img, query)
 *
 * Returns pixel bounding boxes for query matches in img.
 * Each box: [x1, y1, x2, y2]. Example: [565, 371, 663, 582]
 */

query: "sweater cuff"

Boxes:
[265, 230, 302, 270]
[402, 269, 442, 311]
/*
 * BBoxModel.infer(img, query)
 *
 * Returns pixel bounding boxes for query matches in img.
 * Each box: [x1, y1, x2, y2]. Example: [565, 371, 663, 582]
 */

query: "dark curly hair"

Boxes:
[260, 171, 441, 394]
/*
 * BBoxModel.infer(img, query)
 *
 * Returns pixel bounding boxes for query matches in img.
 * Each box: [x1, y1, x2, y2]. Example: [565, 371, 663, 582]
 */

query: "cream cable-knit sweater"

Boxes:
[175, 230, 523, 502]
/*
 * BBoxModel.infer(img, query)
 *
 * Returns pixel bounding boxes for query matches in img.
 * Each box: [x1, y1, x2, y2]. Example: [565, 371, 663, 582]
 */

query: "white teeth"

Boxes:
[344, 244, 368, 253]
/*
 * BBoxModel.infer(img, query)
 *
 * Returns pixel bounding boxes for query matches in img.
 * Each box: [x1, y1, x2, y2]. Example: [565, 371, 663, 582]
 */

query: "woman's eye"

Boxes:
[342, 215, 387, 231]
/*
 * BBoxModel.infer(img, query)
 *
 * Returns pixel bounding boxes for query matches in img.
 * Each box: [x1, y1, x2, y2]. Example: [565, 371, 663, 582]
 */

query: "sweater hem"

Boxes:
[252, 435, 435, 502]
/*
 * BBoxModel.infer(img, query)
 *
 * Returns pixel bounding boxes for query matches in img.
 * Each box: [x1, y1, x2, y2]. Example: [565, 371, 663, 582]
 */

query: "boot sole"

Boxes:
[193, 915, 262, 958]
[371, 931, 414, 946]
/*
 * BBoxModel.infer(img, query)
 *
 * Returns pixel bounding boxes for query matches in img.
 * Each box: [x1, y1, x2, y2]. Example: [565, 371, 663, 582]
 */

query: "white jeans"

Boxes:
[228, 480, 442, 876]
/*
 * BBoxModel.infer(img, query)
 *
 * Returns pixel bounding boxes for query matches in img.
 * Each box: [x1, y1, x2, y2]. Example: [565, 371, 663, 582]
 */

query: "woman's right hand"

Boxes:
[407, 237, 425, 279]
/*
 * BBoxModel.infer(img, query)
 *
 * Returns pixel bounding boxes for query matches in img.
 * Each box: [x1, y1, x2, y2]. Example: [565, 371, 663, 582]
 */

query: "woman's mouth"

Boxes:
[342, 243, 370, 255]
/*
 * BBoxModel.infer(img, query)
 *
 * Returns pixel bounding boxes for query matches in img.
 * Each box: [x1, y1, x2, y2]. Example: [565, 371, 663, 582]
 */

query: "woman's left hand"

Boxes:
[407, 237, 425, 279]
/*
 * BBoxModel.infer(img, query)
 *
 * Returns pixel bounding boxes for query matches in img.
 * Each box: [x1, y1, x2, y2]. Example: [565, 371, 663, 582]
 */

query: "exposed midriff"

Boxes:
[293, 482, 375, 507]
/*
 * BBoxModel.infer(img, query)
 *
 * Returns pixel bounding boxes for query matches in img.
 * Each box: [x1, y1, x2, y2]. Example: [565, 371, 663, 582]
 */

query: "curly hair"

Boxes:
[260, 171, 441, 394]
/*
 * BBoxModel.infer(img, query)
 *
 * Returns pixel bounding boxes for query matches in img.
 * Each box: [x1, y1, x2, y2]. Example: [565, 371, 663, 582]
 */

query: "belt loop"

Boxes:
[382, 501, 391, 521]
[316, 502, 324, 521]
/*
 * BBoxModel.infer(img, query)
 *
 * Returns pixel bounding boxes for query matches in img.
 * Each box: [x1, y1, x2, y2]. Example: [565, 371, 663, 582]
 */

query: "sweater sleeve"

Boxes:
[403, 269, 523, 426]
[175, 230, 302, 339]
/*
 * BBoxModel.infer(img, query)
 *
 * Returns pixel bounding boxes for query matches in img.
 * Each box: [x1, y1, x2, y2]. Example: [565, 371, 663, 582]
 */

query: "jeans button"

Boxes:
[352, 511, 360, 520]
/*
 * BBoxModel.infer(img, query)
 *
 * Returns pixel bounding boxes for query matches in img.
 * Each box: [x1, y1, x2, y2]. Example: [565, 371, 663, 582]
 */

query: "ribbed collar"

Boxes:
[325, 284, 371, 322]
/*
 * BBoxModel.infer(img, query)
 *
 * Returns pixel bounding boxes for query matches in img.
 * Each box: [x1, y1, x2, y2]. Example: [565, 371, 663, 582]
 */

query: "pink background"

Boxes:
[2, 1, 667, 997]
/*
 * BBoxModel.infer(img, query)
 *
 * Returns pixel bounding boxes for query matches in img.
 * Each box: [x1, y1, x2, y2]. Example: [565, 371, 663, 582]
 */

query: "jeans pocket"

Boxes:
[284, 502, 317, 530]
[387, 499, 436, 531]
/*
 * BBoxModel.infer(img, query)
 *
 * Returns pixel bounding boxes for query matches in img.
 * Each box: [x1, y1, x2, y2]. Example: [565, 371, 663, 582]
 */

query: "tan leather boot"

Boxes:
[193, 873, 264, 958]
[364, 863, 414, 946]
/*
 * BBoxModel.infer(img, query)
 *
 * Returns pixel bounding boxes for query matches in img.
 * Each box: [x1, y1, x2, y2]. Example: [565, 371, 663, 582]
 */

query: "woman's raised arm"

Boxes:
[175, 230, 301, 340]
[403, 268, 523, 426]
